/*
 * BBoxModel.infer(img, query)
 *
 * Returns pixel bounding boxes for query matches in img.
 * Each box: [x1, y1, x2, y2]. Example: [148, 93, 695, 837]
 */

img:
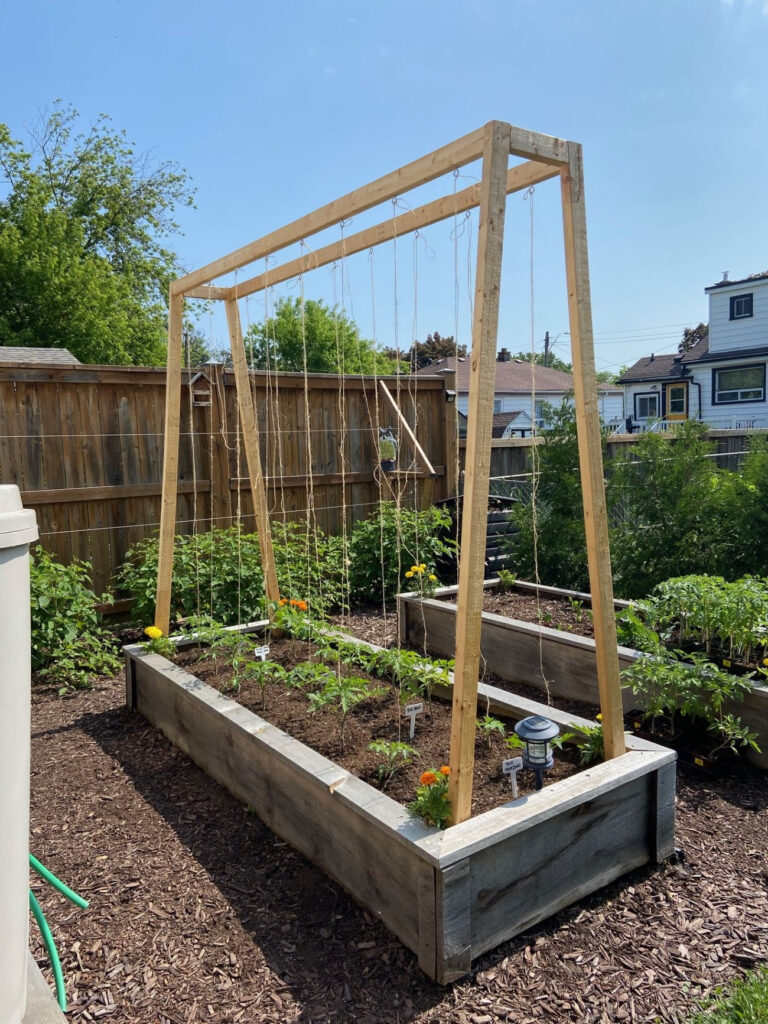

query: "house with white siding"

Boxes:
[416, 350, 624, 430]
[618, 271, 768, 432]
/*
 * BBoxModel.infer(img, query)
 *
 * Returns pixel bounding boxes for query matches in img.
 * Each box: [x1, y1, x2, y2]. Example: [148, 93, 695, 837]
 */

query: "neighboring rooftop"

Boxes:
[705, 270, 768, 292]
[0, 346, 81, 365]
[415, 355, 622, 393]
[617, 336, 711, 384]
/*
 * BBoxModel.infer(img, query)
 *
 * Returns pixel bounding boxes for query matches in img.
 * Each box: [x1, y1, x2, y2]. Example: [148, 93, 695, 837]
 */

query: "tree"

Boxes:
[0, 103, 194, 364]
[679, 322, 708, 353]
[509, 350, 573, 374]
[244, 297, 401, 374]
[404, 331, 467, 369]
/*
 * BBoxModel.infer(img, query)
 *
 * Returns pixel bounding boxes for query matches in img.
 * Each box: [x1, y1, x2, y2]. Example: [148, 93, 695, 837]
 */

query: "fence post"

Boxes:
[442, 369, 459, 499]
[0, 485, 39, 1024]
[207, 363, 232, 530]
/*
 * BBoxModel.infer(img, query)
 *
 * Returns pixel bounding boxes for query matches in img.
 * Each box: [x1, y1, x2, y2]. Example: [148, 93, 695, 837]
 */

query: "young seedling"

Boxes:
[287, 662, 336, 692]
[239, 660, 288, 706]
[308, 676, 387, 752]
[368, 739, 419, 789]
[476, 715, 507, 747]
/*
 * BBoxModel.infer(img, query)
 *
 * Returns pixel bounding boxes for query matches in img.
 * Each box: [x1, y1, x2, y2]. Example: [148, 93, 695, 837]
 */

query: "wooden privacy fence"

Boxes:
[461, 428, 768, 483]
[0, 362, 457, 594]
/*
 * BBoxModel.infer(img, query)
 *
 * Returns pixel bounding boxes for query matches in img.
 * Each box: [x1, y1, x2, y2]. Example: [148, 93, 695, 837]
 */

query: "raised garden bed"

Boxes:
[124, 625, 675, 984]
[398, 579, 768, 770]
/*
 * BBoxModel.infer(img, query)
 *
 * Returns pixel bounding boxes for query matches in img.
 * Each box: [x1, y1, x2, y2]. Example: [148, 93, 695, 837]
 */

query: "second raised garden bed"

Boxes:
[125, 624, 675, 984]
[398, 579, 768, 770]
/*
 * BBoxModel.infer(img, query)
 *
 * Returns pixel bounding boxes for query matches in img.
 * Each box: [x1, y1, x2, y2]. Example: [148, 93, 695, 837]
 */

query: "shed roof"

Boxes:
[0, 346, 81, 365]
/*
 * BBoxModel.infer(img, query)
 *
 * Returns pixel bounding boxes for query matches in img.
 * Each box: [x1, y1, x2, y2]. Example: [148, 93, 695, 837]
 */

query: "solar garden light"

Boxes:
[514, 715, 560, 791]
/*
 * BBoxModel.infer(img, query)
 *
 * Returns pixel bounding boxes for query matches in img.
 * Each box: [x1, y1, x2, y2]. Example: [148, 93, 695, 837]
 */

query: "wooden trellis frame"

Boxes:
[154, 120, 625, 823]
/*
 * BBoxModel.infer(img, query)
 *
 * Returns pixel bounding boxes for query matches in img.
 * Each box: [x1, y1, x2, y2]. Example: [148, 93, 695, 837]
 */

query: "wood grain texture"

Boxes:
[449, 122, 512, 823]
[154, 291, 184, 634]
[225, 298, 280, 603]
[560, 145, 625, 760]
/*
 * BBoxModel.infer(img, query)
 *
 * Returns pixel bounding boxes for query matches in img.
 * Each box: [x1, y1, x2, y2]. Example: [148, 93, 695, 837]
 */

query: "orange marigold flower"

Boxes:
[420, 771, 437, 787]
[439, 765, 450, 776]
[278, 598, 288, 607]
[297, 600, 308, 611]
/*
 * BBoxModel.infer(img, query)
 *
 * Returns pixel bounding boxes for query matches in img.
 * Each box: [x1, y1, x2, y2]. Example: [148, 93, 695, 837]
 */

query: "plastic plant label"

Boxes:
[502, 756, 523, 799]
[404, 702, 424, 740]
[253, 645, 270, 662]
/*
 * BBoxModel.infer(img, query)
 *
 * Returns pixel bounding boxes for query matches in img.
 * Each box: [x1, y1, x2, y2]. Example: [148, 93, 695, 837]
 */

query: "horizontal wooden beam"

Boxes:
[20, 480, 209, 505]
[228, 160, 559, 301]
[173, 124, 490, 295]
[508, 126, 570, 166]
[185, 284, 233, 301]
[232, 467, 446, 490]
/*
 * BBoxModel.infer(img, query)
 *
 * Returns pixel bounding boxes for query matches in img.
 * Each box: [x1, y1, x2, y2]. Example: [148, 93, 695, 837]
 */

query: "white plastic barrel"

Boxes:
[0, 486, 39, 1024]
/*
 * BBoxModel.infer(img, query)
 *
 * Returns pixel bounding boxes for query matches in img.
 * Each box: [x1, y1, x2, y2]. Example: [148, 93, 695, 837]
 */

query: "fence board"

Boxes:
[0, 363, 452, 596]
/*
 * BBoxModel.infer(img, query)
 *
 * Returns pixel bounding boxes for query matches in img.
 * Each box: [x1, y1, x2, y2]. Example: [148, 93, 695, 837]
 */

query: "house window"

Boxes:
[713, 364, 765, 404]
[634, 392, 659, 420]
[493, 398, 502, 413]
[729, 293, 753, 320]
[534, 399, 547, 427]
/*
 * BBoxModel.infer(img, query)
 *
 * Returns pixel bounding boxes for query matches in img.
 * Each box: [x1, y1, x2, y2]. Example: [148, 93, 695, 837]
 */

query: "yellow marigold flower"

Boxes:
[428, 574, 437, 582]
[439, 765, 450, 776]
[722, 658, 731, 668]
[278, 598, 288, 607]
[405, 571, 414, 578]
[420, 771, 437, 787]
[419, 564, 426, 571]
[763, 657, 768, 666]
[596, 713, 603, 722]
[144, 626, 163, 640]
[410, 565, 419, 573]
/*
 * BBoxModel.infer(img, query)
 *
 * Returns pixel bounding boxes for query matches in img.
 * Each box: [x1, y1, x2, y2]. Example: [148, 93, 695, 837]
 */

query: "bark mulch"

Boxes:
[30, 660, 768, 1024]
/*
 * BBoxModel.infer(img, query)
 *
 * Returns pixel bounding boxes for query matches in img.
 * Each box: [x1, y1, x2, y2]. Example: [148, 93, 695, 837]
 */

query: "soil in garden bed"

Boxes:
[475, 587, 596, 638]
[173, 637, 583, 818]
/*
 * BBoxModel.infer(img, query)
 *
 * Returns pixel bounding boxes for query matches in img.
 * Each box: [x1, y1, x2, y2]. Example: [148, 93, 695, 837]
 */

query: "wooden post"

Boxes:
[207, 362, 232, 529]
[378, 381, 437, 475]
[448, 122, 511, 824]
[560, 144, 625, 761]
[224, 298, 281, 604]
[442, 369, 459, 499]
[154, 290, 184, 634]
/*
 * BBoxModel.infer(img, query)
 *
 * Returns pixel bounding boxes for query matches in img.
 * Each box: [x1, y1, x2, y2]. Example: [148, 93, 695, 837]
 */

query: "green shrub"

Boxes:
[30, 547, 120, 690]
[347, 501, 455, 605]
[505, 401, 593, 591]
[117, 522, 347, 626]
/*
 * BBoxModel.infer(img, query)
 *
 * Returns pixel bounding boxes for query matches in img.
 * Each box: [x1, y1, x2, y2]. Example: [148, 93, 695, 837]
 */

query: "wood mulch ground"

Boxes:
[29, 616, 768, 1024]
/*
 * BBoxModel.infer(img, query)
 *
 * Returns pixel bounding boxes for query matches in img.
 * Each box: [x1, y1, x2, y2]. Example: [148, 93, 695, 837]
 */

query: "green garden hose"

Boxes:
[28, 854, 90, 1012]
[28, 890, 66, 1011]
[29, 854, 89, 910]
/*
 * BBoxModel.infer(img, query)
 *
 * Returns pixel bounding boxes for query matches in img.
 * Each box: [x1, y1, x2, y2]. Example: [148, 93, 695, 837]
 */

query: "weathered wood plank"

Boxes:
[435, 859, 472, 984]
[128, 649, 438, 954]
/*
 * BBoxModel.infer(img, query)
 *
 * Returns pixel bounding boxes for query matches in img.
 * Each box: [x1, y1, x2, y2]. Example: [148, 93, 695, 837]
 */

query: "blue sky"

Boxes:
[2, 0, 767, 374]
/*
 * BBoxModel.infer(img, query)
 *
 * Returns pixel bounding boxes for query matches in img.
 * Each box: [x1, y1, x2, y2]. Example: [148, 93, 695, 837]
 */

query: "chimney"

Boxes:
[722, 271, 730, 282]
[650, 353, 655, 362]
[497, 347, 511, 362]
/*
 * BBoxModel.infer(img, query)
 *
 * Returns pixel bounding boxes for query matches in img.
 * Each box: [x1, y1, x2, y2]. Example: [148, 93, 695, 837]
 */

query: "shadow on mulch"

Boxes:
[76, 702, 448, 1022]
